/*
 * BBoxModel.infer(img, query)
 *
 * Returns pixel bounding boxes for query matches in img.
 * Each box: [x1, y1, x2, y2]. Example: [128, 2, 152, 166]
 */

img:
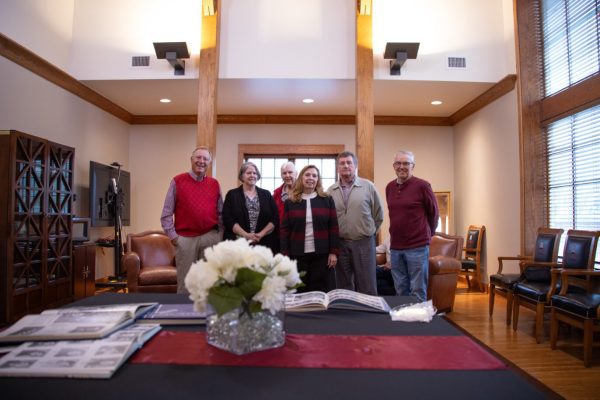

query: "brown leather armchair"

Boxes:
[123, 230, 177, 293]
[428, 233, 464, 313]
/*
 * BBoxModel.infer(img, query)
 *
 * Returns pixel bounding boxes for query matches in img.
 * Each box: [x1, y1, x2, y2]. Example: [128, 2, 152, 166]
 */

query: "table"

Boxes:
[1, 293, 560, 400]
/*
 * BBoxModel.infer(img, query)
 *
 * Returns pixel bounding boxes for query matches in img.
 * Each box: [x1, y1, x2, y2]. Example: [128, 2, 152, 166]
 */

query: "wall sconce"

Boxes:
[384, 42, 420, 75]
[153, 42, 190, 76]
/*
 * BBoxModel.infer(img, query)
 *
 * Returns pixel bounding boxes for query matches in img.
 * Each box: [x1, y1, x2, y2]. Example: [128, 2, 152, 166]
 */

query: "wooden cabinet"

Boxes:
[73, 244, 96, 299]
[0, 130, 75, 325]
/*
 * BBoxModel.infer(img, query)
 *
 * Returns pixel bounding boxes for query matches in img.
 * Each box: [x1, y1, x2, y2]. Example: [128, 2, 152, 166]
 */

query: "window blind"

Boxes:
[546, 105, 600, 259]
[542, 0, 599, 96]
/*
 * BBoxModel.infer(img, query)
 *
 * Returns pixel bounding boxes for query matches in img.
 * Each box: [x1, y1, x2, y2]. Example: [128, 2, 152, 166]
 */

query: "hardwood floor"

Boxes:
[446, 283, 600, 400]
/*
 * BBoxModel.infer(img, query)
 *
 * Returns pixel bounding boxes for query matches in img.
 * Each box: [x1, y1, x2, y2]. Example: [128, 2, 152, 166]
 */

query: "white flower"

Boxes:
[254, 276, 287, 314]
[184, 238, 299, 315]
[185, 259, 220, 312]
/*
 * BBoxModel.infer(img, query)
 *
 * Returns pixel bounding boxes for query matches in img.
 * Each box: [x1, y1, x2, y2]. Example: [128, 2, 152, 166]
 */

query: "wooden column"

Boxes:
[356, 0, 374, 181]
[514, 0, 546, 255]
[198, 0, 221, 175]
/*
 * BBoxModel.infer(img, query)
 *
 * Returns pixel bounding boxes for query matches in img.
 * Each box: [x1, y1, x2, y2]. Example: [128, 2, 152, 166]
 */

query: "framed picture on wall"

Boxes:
[435, 191, 451, 234]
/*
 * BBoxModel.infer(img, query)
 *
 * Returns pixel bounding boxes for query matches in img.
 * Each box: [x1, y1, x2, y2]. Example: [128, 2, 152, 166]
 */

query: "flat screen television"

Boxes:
[89, 161, 131, 227]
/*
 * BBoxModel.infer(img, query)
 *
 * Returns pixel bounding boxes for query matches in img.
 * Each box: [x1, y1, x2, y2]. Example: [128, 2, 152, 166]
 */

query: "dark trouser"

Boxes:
[335, 236, 377, 295]
[295, 253, 336, 293]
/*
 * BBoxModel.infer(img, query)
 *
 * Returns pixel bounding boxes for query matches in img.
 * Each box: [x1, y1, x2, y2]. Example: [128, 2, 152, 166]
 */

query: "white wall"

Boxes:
[220, 0, 355, 79]
[0, 0, 74, 70]
[375, 125, 455, 238]
[373, 0, 511, 81]
[453, 90, 520, 282]
[70, 0, 202, 79]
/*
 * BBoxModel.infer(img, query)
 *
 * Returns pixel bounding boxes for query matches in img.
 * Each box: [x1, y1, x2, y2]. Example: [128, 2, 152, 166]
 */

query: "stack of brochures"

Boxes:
[0, 303, 161, 379]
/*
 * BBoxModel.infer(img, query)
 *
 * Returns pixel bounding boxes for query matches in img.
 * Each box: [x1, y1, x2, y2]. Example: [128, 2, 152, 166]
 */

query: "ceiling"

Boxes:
[81, 78, 495, 117]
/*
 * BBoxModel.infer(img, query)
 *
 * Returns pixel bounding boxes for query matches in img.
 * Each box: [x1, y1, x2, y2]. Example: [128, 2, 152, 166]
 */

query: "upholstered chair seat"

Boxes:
[124, 230, 177, 293]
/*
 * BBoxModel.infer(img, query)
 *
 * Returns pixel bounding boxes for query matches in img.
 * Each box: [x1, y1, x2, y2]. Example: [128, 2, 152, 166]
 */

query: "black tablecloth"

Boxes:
[1, 293, 561, 400]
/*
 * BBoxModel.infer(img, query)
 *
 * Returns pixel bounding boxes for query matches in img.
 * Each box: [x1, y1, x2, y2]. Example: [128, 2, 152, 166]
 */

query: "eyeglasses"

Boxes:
[393, 161, 413, 167]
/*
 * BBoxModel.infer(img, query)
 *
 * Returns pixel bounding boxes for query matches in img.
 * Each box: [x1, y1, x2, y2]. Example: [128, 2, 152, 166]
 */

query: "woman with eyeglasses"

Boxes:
[223, 161, 279, 254]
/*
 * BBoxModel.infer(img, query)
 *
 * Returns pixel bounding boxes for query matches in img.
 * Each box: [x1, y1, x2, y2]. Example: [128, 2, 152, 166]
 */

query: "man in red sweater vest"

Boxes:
[386, 150, 438, 302]
[160, 147, 223, 294]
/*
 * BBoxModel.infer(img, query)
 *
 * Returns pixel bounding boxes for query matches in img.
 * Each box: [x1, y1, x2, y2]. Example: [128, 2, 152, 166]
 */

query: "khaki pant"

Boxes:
[175, 229, 222, 294]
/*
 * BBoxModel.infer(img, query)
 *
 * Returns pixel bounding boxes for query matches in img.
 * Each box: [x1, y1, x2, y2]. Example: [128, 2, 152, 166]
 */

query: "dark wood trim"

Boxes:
[540, 73, 600, 124]
[218, 115, 355, 125]
[375, 115, 452, 126]
[132, 114, 453, 125]
[237, 144, 345, 173]
[130, 115, 198, 125]
[0, 33, 132, 124]
[449, 74, 517, 125]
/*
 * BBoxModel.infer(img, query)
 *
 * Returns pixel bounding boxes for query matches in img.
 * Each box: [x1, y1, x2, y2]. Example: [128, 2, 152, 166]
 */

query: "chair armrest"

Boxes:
[496, 255, 531, 274]
[429, 256, 461, 275]
[520, 260, 560, 270]
[557, 269, 600, 295]
[122, 252, 141, 291]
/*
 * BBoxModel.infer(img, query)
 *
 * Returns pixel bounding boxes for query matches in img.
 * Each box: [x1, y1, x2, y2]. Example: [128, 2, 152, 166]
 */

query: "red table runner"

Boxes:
[131, 331, 506, 370]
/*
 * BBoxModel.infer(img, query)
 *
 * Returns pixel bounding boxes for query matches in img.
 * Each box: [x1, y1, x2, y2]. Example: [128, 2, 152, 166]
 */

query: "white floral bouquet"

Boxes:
[185, 238, 303, 316]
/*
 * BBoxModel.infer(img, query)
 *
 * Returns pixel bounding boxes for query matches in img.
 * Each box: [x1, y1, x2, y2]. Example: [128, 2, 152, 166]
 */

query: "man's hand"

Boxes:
[171, 236, 178, 246]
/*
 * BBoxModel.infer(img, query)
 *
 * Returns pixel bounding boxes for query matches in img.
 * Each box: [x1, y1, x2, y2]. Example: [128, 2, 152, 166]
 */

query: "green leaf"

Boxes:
[248, 301, 262, 314]
[208, 285, 244, 315]
[235, 267, 266, 298]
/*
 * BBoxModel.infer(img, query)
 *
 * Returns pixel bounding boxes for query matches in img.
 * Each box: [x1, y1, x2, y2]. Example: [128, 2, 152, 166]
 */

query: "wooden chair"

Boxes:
[550, 253, 600, 367]
[489, 227, 563, 325]
[123, 230, 177, 293]
[460, 225, 486, 291]
[513, 230, 599, 344]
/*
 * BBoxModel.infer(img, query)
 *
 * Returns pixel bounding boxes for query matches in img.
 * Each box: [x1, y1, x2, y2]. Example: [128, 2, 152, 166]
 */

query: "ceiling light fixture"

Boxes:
[431, 100, 443, 105]
[302, 98, 315, 104]
[160, 98, 172, 103]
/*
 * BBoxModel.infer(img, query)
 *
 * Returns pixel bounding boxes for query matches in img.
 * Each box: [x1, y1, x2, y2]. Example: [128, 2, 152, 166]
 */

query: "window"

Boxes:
[541, 0, 600, 260]
[542, 0, 599, 96]
[246, 156, 337, 192]
[238, 144, 345, 193]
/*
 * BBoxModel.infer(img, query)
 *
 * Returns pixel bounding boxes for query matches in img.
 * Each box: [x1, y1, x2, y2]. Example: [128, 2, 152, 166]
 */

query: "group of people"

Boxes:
[160, 147, 438, 302]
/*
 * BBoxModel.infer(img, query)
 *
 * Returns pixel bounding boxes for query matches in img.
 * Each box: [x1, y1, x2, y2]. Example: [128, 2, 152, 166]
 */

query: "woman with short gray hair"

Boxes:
[222, 162, 279, 253]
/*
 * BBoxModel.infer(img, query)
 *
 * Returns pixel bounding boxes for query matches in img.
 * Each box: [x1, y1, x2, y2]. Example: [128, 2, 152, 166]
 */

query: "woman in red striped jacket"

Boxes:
[280, 165, 340, 292]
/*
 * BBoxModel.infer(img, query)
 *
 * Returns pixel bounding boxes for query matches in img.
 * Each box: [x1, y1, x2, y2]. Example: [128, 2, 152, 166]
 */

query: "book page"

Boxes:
[0, 311, 132, 342]
[284, 291, 329, 310]
[42, 303, 158, 319]
[0, 324, 160, 379]
[327, 289, 391, 312]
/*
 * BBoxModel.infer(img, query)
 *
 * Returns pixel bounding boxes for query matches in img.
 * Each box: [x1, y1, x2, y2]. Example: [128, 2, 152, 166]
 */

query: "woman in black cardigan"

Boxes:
[280, 165, 340, 292]
[222, 162, 279, 254]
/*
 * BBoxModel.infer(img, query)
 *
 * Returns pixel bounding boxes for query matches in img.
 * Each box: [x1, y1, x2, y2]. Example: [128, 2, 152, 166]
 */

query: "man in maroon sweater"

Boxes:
[160, 147, 223, 294]
[385, 150, 438, 302]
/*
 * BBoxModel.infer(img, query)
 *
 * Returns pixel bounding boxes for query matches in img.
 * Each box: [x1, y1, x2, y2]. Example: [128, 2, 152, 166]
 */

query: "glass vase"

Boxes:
[205, 308, 285, 355]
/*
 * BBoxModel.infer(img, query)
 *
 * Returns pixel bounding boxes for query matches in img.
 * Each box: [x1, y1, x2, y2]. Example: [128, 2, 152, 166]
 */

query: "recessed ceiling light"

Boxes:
[431, 100, 443, 106]
[160, 98, 172, 103]
[302, 98, 315, 104]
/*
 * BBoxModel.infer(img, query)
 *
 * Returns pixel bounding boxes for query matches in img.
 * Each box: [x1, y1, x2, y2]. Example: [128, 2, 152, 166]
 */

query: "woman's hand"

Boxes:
[327, 253, 337, 268]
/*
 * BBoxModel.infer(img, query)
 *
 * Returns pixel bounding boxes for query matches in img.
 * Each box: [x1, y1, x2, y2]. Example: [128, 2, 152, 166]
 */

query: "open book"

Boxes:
[0, 323, 160, 379]
[0, 303, 158, 343]
[137, 303, 208, 325]
[285, 289, 391, 313]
